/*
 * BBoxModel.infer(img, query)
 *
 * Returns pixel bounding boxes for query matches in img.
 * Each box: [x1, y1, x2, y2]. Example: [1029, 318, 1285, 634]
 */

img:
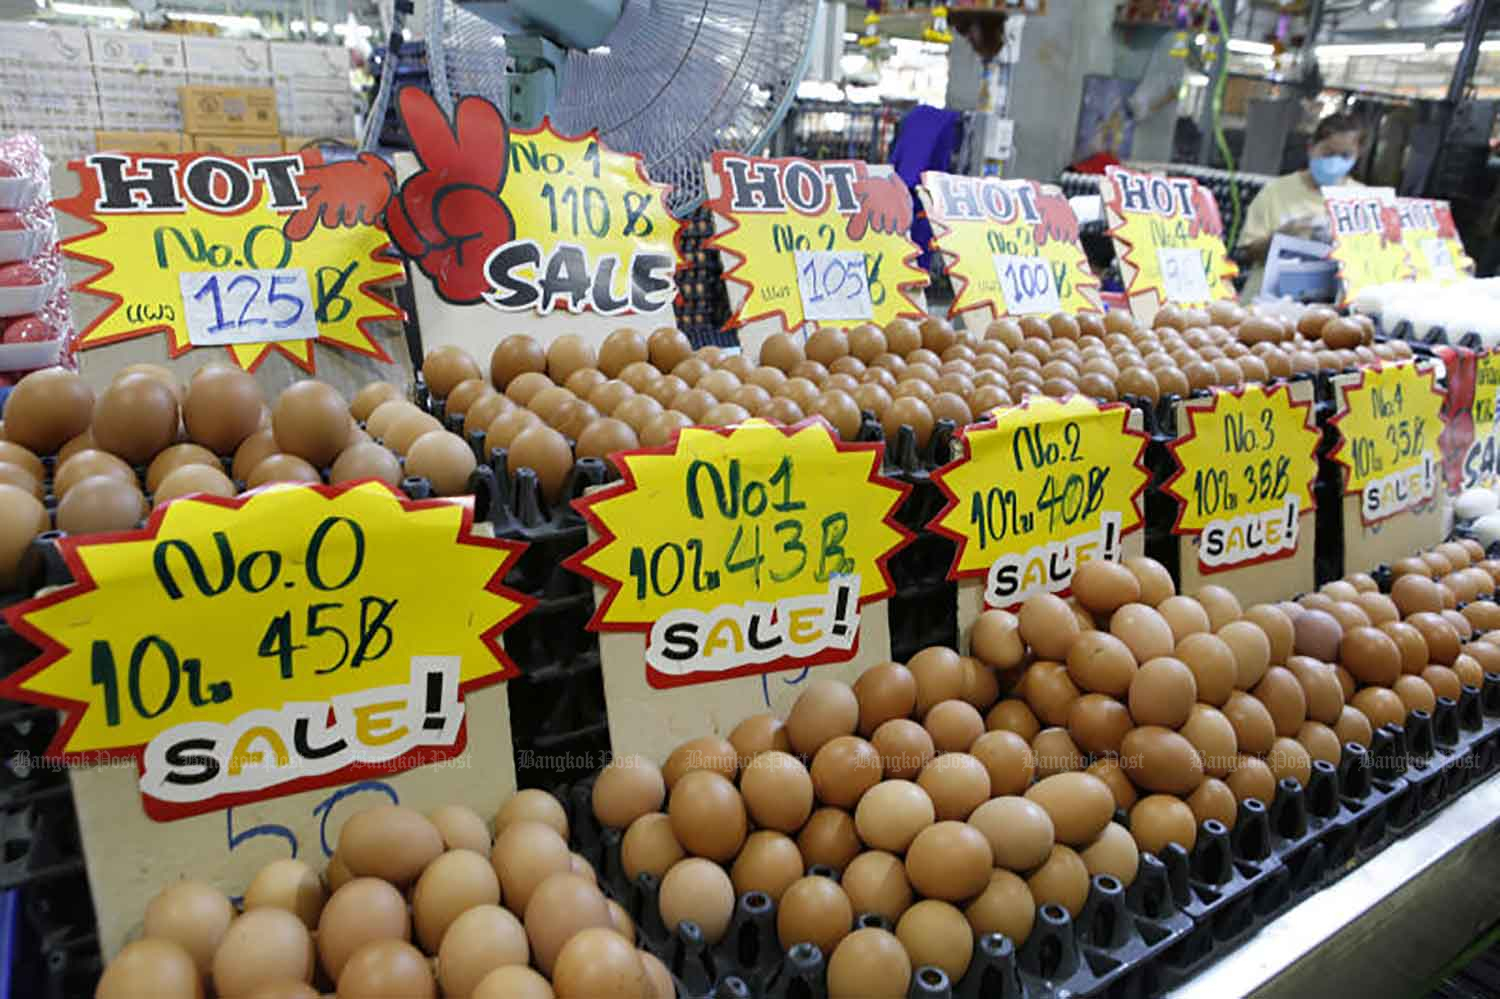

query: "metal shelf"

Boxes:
[1168, 771, 1500, 998]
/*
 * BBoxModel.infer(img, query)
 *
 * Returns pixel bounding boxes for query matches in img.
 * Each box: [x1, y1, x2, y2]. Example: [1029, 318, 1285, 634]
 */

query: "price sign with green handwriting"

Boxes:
[1164, 384, 1320, 572]
[930, 396, 1149, 608]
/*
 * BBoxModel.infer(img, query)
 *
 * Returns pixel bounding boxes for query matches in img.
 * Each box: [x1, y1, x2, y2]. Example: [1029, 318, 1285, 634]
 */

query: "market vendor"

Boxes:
[1236, 113, 1364, 299]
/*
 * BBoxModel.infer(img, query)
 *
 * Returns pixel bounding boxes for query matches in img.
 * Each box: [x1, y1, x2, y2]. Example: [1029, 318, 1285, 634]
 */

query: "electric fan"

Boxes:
[378, 0, 819, 214]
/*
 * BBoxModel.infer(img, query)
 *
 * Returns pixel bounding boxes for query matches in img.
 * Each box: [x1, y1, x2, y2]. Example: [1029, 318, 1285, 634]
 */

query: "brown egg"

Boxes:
[596, 329, 648, 377]
[871, 719, 935, 781]
[882, 395, 935, 447]
[663, 735, 738, 787]
[1120, 725, 1205, 794]
[268, 380, 348, 467]
[144, 879, 235, 977]
[777, 875, 854, 957]
[1023, 771, 1114, 845]
[905, 820, 992, 903]
[552, 928, 649, 998]
[213, 909, 316, 995]
[1026, 844, 1091, 916]
[986, 698, 1042, 741]
[484, 408, 541, 457]
[855, 779, 936, 852]
[54, 447, 134, 498]
[179, 366, 265, 457]
[96, 939, 202, 999]
[1255, 665, 1310, 737]
[1111, 603, 1176, 663]
[1072, 560, 1142, 616]
[811, 735, 883, 807]
[741, 750, 814, 832]
[56, 475, 145, 533]
[896, 899, 974, 982]
[798, 807, 863, 871]
[4, 368, 95, 455]
[1351, 686, 1407, 729]
[852, 662, 917, 736]
[925, 699, 985, 753]
[1226, 754, 1277, 805]
[412, 848, 502, 952]
[1408, 612, 1460, 665]
[406, 431, 477, 495]
[1128, 657, 1197, 727]
[0, 484, 46, 586]
[1129, 794, 1198, 856]
[592, 753, 665, 830]
[668, 770, 747, 861]
[787, 679, 859, 756]
[1393, 674, 1437, 715]
[1063, 631, 1136, 696]
[1031, 726, 1086, 778]
[350, 381, 403, 423]
[1423, 664, 1463, 701]
[917, 752, 991, 820]
[154, 462, 238, 506]
[1175, 633, 1235, 706]
[91, 372, 178, 465]
[247, 454, 320, 488]
[731, 830, 805, 902]
[1017, 593, 1080, 661]
[521, 872, 612, 975]
[1020, 660, 1081, 727]
[1068, 693, 1133, 756]
[508, 426, 573, 504]
[832, 851, 912, 933]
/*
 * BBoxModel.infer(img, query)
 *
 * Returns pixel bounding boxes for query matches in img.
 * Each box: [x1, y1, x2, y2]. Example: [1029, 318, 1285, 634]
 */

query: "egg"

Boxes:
[896, 899, 974, 981]
[1255, 665, 1310, 736]
[468, 964, 552, 999]
[491, 819, 573, 917]
[1071, 560, 1141, 615]
[777, 875, 855, 956]
[740, 750, 815, 832]
[0, 485, 47, 588]
[213, 908, 315, 996]
[1026, 843, 1091, 916]
[1068, 693, 1133, 756]
[403, 430, 475, 496]
[925, 699, 984, 752]
[917, 751, 991, 820]
[968, 729, 1035, 796]
[144, 442, 218, 494]
[1128, 657, 1197, 727]
[852, 662, 918, 735]
[905, 820, 992, 902]
[986, 699, 1042, 742]
[96, 939, 202, 999]
[245, 859, 327, 929]
[1017, 593, 1081, 660]
[663, 734, 738, 786]
[786, 678, 859, 755]
[798, 807, 863, 871]
[57, 475, 145, 533]
[4, 367, 94, 454]
[266, 380, 348, 467]
[1111, 603, 1176, 663]
[827, 927, 912, 999]
[351, 381, 403, 422]
[730, 830, 805, 902]
[810, 735, 883, 807]
[411, 848, 503, 952]
[1065, 631, 1138, 695]
[521, 872, 613, 975]
[92, 372, 179, 465]
[1023, 771, 1113, 845]
[508, 426, 574, 504]
[660, 857, 735, 944]
[337, 939, 435, 997]
[855, 779, 935, 852]
[1129, 794, 1198, 855]
[491, 335, 546, 388]
[1121, 725, 1205, 794]
[840, 850, 913, 923]
[327, 441, 402, 488]
[870, 719, 936, 780]
[144, 879, 235, 977]
[668, 770, 747, 861]
[436, 904, 530, 997]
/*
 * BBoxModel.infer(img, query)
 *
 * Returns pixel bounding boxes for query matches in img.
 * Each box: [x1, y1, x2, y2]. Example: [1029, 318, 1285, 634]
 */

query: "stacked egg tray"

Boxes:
[676, 208, 735, 349]
[554, 775, 1200, 999]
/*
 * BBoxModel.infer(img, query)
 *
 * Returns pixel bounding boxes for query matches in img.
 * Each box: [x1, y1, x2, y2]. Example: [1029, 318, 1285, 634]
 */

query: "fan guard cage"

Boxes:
[427, 0, 817, 214]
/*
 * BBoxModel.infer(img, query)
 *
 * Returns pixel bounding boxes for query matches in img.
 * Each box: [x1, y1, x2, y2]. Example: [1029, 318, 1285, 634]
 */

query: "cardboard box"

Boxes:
[88, 28, 185, 72]
[179, 85, 279, 136]
[95, 130, 184, 154]
[270, 42, 347, 80]
[190, 133, 284, 156]
[183, 36, 271, 80]
[282, 135, 358, 153]
[0, 24, 90, 65]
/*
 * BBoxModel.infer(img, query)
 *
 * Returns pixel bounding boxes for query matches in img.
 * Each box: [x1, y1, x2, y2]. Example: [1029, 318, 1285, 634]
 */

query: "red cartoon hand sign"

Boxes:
[1186, 184, 1223, 241]
[1032, 186, 1081, 248]
[386, 88, 515, 305]
[1379, 203, 1403, 249]
[283, 153, 396, 242]
[847, 169, 913, 241]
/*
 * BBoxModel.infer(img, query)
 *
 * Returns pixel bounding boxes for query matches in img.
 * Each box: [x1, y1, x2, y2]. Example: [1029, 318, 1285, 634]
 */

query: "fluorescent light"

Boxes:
[50, 2, 133, 19]
[1228, 39, 1275, 56]
[1317, 42, 1428, 57]
[1433, 40, 1500, 53]
[171, 10, 260, 29]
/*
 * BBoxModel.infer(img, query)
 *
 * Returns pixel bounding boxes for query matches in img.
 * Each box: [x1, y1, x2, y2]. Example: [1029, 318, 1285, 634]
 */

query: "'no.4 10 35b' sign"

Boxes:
[569, 419, 912, 686]
[0, 482, 533, 820]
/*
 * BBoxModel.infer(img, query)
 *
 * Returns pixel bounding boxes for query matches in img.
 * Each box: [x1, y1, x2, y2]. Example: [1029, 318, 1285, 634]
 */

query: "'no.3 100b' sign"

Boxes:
[0, 482, 533, 820]
[570, 420, 912, 686]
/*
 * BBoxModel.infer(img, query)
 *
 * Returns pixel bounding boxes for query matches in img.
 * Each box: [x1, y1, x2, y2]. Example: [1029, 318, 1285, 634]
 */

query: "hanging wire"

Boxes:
[1209, 0, 1244, 248]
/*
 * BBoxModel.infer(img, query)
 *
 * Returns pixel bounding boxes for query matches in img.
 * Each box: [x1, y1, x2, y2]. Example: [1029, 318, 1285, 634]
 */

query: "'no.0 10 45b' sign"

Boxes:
[0, 482, 533, 819]
[569, 419, 912, 686]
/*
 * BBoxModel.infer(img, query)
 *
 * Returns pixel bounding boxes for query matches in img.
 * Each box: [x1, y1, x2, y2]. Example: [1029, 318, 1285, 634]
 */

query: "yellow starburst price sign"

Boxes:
[705, 153, 928, 334]
[1464, 351, 1500, 490]
[1398, 197, 1474, 285]
[1163, 385, 1320, 572]
[569, 419, 912, 687]
[1102, 165, 1237, 324]
[58, 152, 402, 372]
[922, 172, 1102, 320]
[0, 481, 533, 820]
[1325, 186, 1415, 306]
[1331, 361, 1446, 524]
[930, 396, 1149, 608]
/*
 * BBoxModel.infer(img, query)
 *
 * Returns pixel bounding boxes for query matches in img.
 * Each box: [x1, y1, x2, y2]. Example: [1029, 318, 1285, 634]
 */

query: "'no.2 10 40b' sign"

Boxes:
[569, 420, 912, 686]
[0, 482, 533, 820]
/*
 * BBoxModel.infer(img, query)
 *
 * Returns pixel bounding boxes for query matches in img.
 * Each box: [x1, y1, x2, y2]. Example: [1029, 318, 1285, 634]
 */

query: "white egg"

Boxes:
[1456, 488, 1500, 521]
[1474, 511, 1500, 549]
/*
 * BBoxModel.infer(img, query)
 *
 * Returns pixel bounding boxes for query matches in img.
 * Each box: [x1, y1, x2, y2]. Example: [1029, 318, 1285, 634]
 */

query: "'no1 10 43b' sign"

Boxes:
[569, 419, 912, 686]
[0, 482, 533, 819]
[930, 396, 1149, 608]
[920, 172, 1101, 322]
[1164, 384, 1321, 571]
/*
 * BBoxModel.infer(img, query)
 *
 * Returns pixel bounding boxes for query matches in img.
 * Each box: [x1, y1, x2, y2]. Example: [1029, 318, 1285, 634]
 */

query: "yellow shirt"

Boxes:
[1236, 172, 1362, 299]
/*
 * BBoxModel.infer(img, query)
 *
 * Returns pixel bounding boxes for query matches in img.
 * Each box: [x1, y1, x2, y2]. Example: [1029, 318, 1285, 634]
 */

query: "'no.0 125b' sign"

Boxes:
[0, 482, 533, 819]
[570, 420, 912, 686]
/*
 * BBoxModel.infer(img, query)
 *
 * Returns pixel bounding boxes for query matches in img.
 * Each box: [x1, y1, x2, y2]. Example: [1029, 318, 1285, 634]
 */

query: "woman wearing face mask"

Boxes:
[1236, 113, 1363, 299]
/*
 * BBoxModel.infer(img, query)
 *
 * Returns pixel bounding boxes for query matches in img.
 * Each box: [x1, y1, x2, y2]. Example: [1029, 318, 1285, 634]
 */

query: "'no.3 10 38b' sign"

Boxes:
[569, 419, 912, 687]
[1164, 384, 1321, 571]
[0, 482, 533, 820]
[929, 396, 1149, 608]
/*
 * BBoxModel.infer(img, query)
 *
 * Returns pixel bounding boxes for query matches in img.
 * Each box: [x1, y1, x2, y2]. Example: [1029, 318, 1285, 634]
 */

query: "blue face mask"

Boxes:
[1309, 154, 1356, 186]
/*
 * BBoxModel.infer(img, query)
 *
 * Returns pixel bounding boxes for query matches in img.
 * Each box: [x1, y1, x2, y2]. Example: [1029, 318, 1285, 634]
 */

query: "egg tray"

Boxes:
[0, 871, 101, 999]
[1145, 801, 1293, 989]
[1376, 316, 1486, 351]
[554, 777, 1194, 999]
[878, 420, 960, 663]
